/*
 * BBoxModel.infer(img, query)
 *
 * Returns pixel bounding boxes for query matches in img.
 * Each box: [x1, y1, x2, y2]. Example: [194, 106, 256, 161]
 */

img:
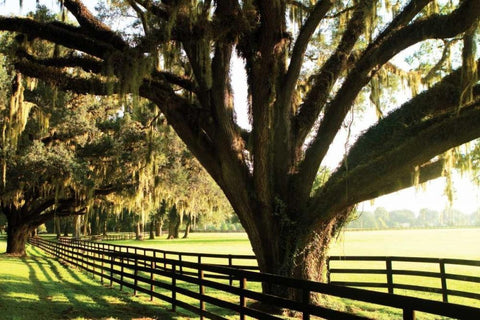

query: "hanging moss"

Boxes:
[459, 23, 478, 108]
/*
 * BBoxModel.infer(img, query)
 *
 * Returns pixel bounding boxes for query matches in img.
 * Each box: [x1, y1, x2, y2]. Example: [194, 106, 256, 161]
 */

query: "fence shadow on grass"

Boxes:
[0, 244, 185, 320]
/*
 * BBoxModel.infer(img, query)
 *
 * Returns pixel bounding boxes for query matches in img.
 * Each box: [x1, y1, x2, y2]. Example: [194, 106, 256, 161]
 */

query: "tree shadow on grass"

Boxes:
[0, 245, 186, 320]
[23, 245, 249, 320]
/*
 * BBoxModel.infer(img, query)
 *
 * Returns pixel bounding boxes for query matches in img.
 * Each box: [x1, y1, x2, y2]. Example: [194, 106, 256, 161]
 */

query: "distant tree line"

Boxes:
[347, 207, 480, 230]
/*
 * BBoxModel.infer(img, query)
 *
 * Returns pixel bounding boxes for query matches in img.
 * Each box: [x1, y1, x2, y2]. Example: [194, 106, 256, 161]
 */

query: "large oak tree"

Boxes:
[0, 0, 479, 296]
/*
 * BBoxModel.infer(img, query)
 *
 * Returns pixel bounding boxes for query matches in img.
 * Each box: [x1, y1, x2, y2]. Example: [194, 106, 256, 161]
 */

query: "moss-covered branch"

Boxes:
[62, 0, 127, 50]
[296, 0, 480, 201]
[309, 100, 480, 225]
[283, 0, 333, 110]
[0, 17, 118, 58]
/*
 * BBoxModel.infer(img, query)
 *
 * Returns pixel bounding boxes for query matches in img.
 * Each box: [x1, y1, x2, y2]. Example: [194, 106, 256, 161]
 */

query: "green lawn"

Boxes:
[110, 228, 480, 310]
[1, 228, 479, 319]
[0, 237, 193, 320]
[106, 228, 480, 259]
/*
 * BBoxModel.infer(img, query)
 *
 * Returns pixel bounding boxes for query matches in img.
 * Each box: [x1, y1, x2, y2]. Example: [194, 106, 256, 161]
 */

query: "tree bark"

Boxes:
[155, 219, 162, 237]
[149, 221, 155, 239]
[183, 213, 192, 239]
[5, 219, 30, 256]
[74, 215, 81, 239]
[55, 217, 61, 239]
[135, 222, 143, 240]
[243, 205, 351, 302]
[63, 218, 70, 237]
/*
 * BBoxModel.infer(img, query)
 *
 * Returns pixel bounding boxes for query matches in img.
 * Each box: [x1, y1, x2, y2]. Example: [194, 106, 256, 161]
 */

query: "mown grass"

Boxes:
[105, 228, 480, 259]
[109, 229, 480, 311]
[0, 237, 195, 320]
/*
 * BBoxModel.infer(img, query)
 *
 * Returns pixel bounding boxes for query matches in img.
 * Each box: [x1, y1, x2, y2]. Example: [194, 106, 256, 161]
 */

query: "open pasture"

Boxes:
[111, 228, 480, 308]
[109, 228, 480, 259]
[0, 238, 191, 320]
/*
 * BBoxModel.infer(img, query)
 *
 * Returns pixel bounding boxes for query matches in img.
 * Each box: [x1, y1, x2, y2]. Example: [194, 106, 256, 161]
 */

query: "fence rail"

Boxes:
[29, 237, 480, 320]
[327, 256, 480, 303]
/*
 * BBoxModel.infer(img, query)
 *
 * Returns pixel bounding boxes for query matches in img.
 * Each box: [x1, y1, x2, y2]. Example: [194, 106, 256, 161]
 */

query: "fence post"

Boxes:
[326, 257, 331, 283]
[151, 251, 156, 301]
[239, 277, 247, 320]
[303, 289, 311, 320]
[439, 260, 448, 303]
[199, 268, 205, 320]
[403, 308, 415, 320]
[101, 244, 104, 285]
[164, 252, 167, 270]
[120, 256, 124, 291]
[386, 258, 394, 294]
[171, 261, 177, 312]
[91, 242, 95, 279]
[134, 256, 138, 296]
[179, 254, 183, 275]
[228, 255, 233, 286]
[110, 251, 114, 288]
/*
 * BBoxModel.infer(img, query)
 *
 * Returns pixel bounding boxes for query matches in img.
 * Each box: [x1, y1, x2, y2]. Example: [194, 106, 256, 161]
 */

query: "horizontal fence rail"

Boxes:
[29, 237, 480, 320]
[327, 256, 480, 304]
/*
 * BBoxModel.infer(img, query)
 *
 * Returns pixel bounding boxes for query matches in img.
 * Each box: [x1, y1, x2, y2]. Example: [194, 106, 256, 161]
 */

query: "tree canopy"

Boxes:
[0, 10, 231, 253]
[0, 0, 478, 295]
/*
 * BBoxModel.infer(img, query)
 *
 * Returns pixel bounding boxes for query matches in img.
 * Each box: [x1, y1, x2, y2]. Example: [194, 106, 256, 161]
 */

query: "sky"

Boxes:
[2, 0, 480, 215]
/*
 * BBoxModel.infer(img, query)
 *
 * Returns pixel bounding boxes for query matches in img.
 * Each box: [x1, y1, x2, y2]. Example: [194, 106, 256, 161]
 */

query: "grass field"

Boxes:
[0, 238, 195, 320]
[1, 228, 479, 319]
[105, 228, 480, 259]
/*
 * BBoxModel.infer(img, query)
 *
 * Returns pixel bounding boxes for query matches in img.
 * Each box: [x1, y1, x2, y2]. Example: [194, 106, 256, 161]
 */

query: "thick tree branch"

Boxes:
[296, 0, 480, 199]
[293, 0, 370, 154]
[369, 0, 432, 50]
[126, 0, 150, 35]
[0, 17, 117, 58]
[357, 160, 445, 203]
[14, 59, 115, 95]
[18, 51, 196, 92]
[17, 49, 103, 73]
[309, 100, 480, 226]
[345, 63, 480, 173]
[283, 0, 333, 106]
[62, 0, 127, 49]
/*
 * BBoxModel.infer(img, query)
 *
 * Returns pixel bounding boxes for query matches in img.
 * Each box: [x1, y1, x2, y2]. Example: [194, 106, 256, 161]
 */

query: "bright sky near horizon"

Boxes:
[2, 0, 479, 216]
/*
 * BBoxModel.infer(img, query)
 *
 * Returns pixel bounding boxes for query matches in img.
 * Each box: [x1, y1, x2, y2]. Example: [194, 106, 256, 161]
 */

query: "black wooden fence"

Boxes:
[29, 237, 480, 320]
[327, 256, 480, 304]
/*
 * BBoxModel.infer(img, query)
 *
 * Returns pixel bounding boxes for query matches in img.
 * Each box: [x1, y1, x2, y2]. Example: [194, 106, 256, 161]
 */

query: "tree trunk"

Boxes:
[63, 218, 70, 237]
[183, 213, 192, 239]
[248, 208, 350, 303]
[135, 222, 143, 240]
[155, 219, 162, 237]
[74, 215, 81, 239]
[6, 221, 30, 256]
[55, 217, 61, 239]
[103, 221, 107, 236]
[167, 215, 180, 239]
[149, 221, 155, 239]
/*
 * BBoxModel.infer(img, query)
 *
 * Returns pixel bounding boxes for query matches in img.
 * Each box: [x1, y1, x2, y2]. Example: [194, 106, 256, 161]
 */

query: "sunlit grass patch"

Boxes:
[0, 240, 185, 320]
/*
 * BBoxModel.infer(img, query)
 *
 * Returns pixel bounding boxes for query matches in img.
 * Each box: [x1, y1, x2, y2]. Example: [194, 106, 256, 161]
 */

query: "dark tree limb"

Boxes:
[309, 100, 480, 225]
[296, 0, 480, 199]
[0, 17, 116, 58]
[357, 160, 445, 203]
[283, 0, 333, 107]
[14, 59, 116, 95]
[62, 0, 127, 49]
[293, 0, 370, 155]
[343, 63, 480, 174]
[368, 0, 432, 50]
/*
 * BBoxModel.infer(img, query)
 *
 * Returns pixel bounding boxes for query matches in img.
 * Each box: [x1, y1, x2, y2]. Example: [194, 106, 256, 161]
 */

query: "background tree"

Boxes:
[0, 0, 479, 297]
